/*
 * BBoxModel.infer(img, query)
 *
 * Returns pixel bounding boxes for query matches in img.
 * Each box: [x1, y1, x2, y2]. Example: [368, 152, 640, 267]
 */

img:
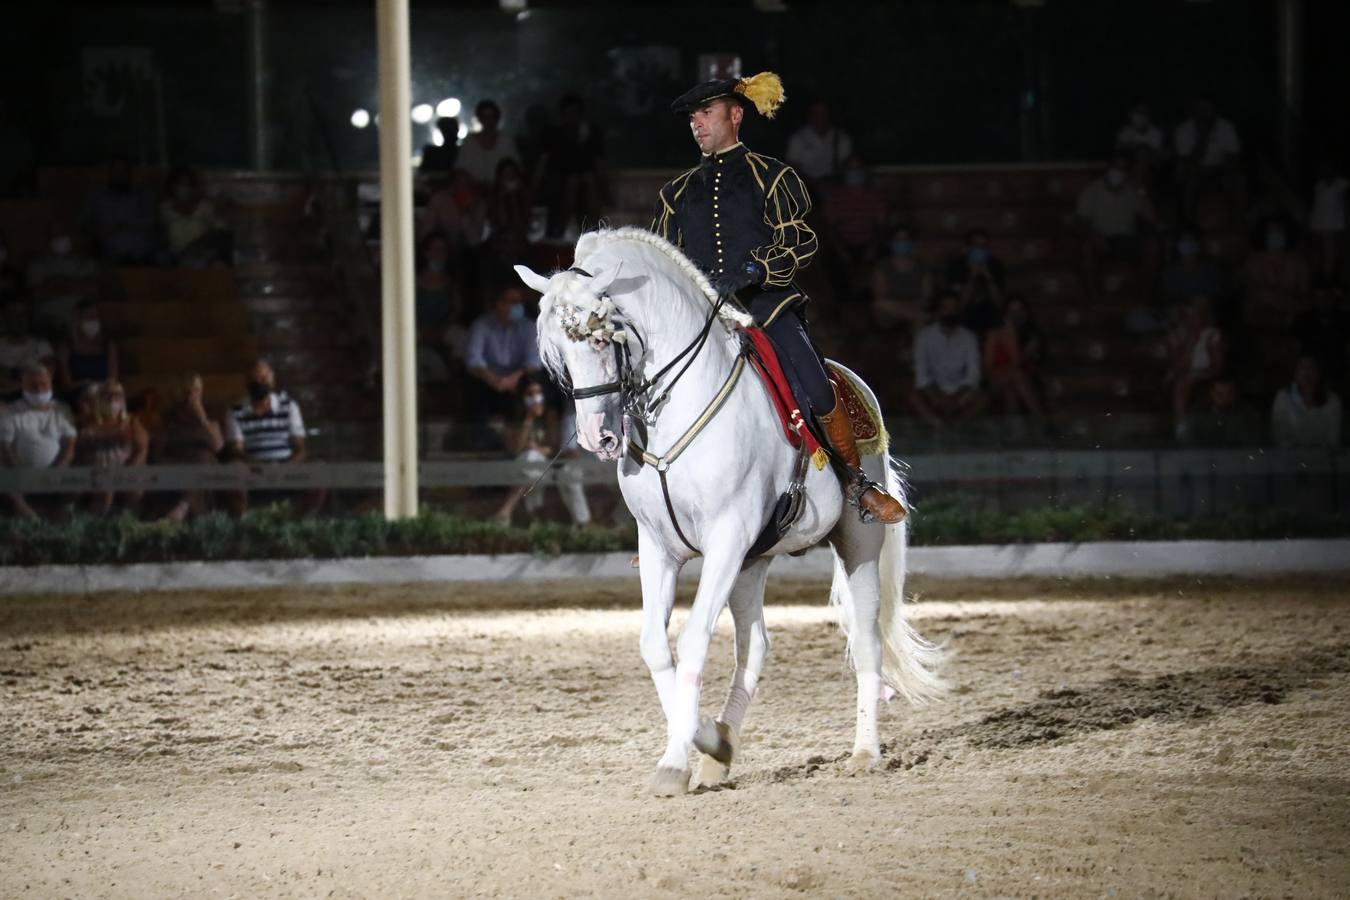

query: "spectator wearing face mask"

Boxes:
[0, 362, 75, 520]
[1158, 230, 1226, 311]
[1076, 152, 1160, 295]
[0, 302, 56, 398]
[908, 290, 988, 422]
[56, 301, 118, 401]
[1167, 295, 1226, 441]
[224, 359, 322, 515]
[870, 225, 932, 330]
[1272, 355, 1342, 449]
[24, 222, 99, 330]
[946, 229, 1006, 294]
[1174, 97, 1243, 222]
[161, 167, 233, 267]
[1115, 102, 1165, 162]
[416, 232, 457, 333]
[488, 158, 533, 267]
[493, 377, 592, 527]
[1240, 217, 1309, 331]
[458, 100, 518, 190]
[74, 379, 148, 515]
[465, 286, 541, 427]
[1184, 376, 1262, 448]
[81, 157, 161, 265]
[983, 295, 1045, 417]
[1308, 159, 1347, 282]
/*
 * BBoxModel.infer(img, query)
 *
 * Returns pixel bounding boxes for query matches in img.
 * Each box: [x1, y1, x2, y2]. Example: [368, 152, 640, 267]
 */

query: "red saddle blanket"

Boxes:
[742, 327, 884, 470]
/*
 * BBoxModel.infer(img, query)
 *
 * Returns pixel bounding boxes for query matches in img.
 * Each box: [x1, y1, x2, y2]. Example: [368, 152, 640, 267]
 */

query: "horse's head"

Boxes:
[515, 262, 642, 462]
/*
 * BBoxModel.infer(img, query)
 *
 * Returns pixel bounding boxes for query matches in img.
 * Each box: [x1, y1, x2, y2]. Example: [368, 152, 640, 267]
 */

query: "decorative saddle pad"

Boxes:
[825, 362, 888, 458]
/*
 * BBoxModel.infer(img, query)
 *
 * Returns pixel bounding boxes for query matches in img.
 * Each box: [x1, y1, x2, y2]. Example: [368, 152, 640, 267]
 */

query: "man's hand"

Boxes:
[499, 371, 524, 393]
[710, 260, 766, 297]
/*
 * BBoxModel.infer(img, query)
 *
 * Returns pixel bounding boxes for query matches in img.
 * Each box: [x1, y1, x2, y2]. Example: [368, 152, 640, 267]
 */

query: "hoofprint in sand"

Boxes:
[2, 576, 1348, 898]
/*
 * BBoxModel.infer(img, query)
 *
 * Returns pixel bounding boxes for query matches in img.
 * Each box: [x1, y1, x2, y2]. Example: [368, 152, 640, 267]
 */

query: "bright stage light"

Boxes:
[431, 130, 445, 147]
[436, 98, 461, 119]
[458, 122, 469, 140]
[411, 103, 434, 124]
[350, 108, 371, 129]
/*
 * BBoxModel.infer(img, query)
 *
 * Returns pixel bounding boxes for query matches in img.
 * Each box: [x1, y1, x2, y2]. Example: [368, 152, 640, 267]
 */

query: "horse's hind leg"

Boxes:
[830, 513, 887, 771]
[695, 556, 771, 786]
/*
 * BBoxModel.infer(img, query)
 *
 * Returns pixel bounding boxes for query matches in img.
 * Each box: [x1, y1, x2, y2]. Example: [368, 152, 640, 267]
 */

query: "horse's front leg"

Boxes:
[695, 556, 771, 787]
[650, 545, 745, 796]
[636, 527, 681, 732]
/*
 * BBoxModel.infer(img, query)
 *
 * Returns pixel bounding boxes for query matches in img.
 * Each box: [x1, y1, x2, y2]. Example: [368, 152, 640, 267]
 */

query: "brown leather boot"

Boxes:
[817, 391, 907, 524]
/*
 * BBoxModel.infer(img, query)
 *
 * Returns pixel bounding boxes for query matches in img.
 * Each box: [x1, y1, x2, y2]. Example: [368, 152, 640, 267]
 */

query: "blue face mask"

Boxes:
[891, 239, 914, 258]
[968, 247, 989, 266]
[509, 304, 525, 321]
[1178, 239, 1200, 258]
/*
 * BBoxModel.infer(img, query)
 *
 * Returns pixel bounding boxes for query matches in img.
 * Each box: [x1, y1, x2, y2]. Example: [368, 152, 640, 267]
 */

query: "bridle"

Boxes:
[560, 266, 731, 426]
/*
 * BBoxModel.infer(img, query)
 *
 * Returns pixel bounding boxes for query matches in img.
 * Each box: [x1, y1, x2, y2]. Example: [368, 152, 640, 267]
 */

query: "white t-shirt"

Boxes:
[1116, 122, 1164, 154]
[0, 398, 76, 467]
[785, 127, 854, 181]
[1271, 386, 1341, 449]
[914, 323, 981, 394]
[1076, 179, 1150, 237]
[0, 337, 55, 374]
[1174, 117, 1241, 168]
[1309, 176, 1348, 234]
[457, 134, 516, 186]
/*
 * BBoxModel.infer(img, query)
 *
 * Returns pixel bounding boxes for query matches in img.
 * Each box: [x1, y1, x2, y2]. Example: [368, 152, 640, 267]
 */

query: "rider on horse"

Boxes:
[652, 72, 906, 524]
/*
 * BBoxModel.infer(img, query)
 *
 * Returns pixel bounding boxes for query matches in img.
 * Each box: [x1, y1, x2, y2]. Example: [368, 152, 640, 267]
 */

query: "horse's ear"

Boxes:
[607, 275, 649, 297]
[513, 264, 551, 295]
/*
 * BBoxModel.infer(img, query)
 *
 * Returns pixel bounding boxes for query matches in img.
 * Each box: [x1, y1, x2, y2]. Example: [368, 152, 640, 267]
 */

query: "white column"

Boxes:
[376, 0, 419, 518]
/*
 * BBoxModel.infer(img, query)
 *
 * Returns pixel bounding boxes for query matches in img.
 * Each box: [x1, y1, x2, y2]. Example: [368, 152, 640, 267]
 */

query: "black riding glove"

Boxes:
[710, 260, 766, 297]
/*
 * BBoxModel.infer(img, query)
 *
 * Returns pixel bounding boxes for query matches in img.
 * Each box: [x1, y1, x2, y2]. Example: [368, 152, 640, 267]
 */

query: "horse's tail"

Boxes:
[875, 458, 950, 705]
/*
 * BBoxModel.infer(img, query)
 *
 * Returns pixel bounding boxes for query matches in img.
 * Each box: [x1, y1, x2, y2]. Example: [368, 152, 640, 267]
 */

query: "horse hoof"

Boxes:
[847, 749, 880, 773]
[697, 756, 731, 788]
[649, 766, 691, 797]
[692, 718, 737, 765]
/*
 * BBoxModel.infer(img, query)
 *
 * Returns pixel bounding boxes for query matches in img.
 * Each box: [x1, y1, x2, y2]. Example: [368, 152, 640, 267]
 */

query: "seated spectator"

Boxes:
[1158, 229, 1226, 311]
[458, 100, 517, 189]
[0, 232, 24, 303]
[946, 229, 1006, 293]
[821, 156, 887, 264]
[74, 380, 148, 515]
[1185, 376, 1262, 447]
[538, 94, 604, 240]
[81, 157, 161, 265]
[786, 100, 853, 189]
[493, 377, 591, 527]
[153, 373, 225, 523]
[1240, 217, 1309, 331]
[24, 222, 99, 330]
[1289, 284, 1349, 385]
[487, 158, 533, 267]
[415, 232, 457, 332]
[1272, 355, 1341, 449]
[982, 295, 1045, 416]
[465, 286, 541, 427]
[420, 117, 460, 174]
[56, 301, 119, 400]
[161, 167, 233, 267]
[869, 225, 932, 329]
[0, 302, 56, 397]
[1168, 296, 1226, 440]
[0, 363, 75, 519]
[224, 359, 320, 515]
[1308, 160, 1347, 283]
[907, 290, 987, 421]
[419, 170, 486, 314]
[959, 262, 1005, 338]
[1075, 153, 1159, 293]
[1173, 97, 1242, 222]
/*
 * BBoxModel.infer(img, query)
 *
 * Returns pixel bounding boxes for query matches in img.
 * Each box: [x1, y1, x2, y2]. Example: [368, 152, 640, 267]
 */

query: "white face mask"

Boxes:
[80, 319, 101, 338]
[52, 236, 73, 256]
[23, 389, 53, 407]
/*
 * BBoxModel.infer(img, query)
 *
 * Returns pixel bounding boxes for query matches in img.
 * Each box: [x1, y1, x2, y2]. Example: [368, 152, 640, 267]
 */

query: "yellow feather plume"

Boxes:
[735, 72, 785, 119]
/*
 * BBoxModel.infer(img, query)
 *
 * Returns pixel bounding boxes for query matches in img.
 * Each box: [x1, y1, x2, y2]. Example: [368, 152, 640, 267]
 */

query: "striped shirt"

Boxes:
[225, 391, 305, 461]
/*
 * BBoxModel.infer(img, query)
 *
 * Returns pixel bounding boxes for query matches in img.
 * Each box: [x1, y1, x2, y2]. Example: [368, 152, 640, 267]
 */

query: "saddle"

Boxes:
[740, 328, 888, 557]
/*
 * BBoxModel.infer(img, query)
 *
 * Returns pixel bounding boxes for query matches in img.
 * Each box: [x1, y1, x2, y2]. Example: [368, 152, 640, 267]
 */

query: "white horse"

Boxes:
[515, 227, 947, 796]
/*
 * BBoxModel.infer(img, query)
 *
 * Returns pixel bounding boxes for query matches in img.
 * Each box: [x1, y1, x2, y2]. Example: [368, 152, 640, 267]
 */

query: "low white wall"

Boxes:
[2, 539, 1347, 597]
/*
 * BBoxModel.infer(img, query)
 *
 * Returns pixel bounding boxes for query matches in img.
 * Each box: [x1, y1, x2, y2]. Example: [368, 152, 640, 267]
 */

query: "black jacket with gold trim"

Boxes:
[651, 142, 817, 326]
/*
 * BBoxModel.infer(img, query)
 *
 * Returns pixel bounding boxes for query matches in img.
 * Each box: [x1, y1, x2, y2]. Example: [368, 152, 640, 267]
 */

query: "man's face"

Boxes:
[251, 362, 275, 390]
[478, 107, 500, 131]
[495, 289, 524, 324]
[689, 99, 740, 154]
[21, 366, 51, 396]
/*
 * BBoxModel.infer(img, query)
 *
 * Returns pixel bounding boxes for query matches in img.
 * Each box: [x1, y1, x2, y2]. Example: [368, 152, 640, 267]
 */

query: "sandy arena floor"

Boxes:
[2, 574, 1348, 899]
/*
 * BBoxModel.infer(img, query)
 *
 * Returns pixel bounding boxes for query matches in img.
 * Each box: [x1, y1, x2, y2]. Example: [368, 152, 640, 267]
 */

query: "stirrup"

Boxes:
[844, 470, 886, 524]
